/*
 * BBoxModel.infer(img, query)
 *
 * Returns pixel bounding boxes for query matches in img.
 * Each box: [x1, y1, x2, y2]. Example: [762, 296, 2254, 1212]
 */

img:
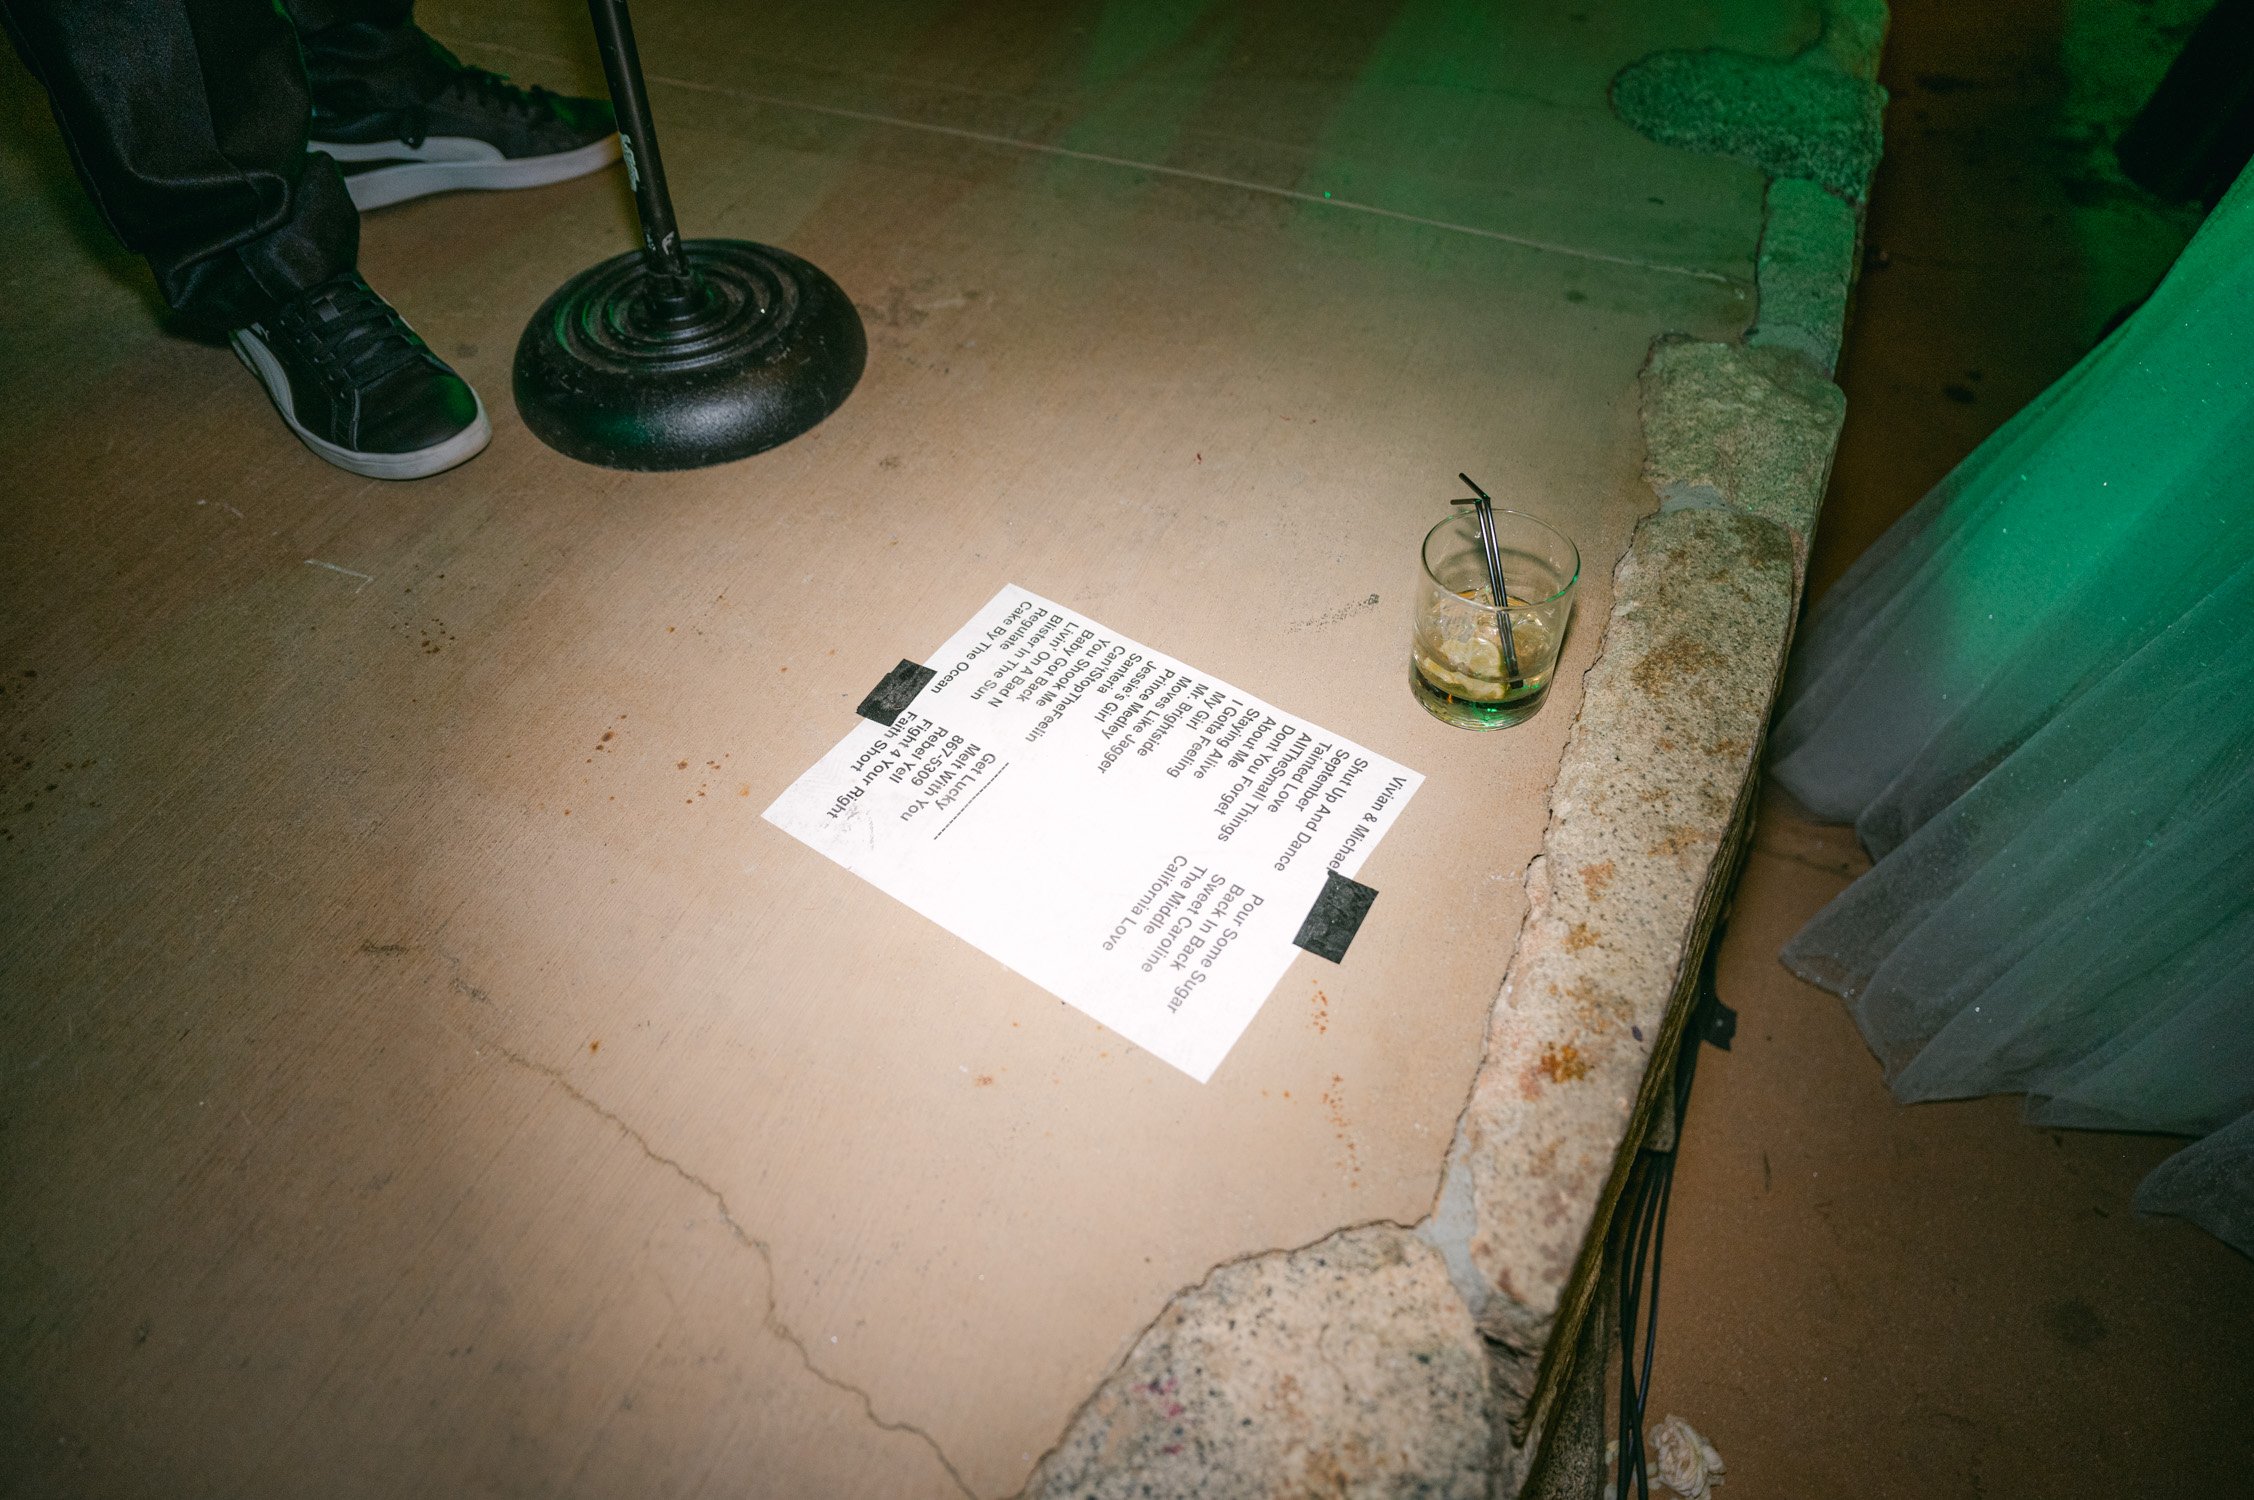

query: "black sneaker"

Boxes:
[231, 272, 491, 480]
[309, 34, 619, 212]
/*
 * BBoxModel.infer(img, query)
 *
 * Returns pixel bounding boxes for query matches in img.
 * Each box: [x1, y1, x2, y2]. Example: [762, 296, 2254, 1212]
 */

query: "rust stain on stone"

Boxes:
[1581, 860, 1615, 901]
[1562, 922, 1598, 952]
[1537, 1042, 1589, 1084]
[1649, 825, 1708, 860]
[1630, 633, 1730, 697]
[1565, 975, 1614, 1031]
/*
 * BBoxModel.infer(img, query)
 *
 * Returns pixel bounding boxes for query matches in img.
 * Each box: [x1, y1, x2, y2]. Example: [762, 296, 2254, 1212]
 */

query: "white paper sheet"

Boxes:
[762, 585, 1423, 1081]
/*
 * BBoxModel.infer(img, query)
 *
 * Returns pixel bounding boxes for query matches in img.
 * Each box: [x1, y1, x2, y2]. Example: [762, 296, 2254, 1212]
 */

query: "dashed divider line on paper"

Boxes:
[933, 762, 1009, 840]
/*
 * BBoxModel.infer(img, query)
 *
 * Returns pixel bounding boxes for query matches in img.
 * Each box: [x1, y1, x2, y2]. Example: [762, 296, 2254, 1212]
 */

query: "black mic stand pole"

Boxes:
[514, 0, 867, 470]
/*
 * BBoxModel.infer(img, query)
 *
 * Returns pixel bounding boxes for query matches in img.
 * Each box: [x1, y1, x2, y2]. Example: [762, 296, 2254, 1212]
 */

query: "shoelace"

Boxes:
[275, 275, 428, 393]
[392, 64, 556, 146]
[444, 65, 557, 118]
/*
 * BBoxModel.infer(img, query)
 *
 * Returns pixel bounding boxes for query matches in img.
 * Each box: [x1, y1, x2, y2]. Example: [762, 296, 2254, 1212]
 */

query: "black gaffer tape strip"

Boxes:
[857, 660, 936, 726]
[1294, 869, 1378, 964]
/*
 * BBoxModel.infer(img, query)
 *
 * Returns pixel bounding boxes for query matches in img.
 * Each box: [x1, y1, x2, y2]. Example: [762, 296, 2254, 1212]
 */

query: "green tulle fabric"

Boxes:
[1771, 165, 2254, 1255]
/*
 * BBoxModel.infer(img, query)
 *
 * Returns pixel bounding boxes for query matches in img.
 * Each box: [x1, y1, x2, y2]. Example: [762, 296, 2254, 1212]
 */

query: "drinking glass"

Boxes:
[1410, 509, 1579, 728]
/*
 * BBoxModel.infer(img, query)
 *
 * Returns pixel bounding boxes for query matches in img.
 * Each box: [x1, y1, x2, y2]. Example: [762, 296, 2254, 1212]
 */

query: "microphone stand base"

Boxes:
[514, 238, 866, 471]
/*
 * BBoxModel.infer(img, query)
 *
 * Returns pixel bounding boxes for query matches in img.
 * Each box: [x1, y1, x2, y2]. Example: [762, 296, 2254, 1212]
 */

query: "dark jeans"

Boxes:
[0, 0, 429, 327]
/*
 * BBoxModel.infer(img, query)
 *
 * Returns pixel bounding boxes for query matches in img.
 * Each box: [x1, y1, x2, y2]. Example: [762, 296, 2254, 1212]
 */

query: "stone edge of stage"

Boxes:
[1019, 9, 1877, 1497]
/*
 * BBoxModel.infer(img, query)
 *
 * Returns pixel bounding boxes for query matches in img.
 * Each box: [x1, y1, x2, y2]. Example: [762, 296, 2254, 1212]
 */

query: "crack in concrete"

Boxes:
[489, 1038, 981, 1499]
[415, 950, 978, 1499]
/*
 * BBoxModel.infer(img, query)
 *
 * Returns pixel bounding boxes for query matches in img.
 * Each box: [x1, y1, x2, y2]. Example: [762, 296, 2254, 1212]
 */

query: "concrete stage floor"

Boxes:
[2, 2, 1812, 1494]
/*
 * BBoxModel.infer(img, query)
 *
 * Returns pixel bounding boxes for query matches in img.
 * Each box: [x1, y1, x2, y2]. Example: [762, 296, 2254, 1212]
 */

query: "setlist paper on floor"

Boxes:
[763, 585, 1423, 1081]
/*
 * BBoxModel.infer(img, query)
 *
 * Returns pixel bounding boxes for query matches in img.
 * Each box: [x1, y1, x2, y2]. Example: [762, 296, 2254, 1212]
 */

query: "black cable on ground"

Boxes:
[1612, 927, 1733, 1500]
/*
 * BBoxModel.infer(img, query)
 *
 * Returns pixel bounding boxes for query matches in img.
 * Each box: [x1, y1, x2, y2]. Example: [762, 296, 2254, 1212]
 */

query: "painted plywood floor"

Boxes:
[0, 1, 1808, 1493]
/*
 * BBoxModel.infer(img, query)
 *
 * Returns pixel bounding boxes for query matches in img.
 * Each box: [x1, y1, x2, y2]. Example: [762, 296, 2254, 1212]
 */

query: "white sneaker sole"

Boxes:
[316, 134, 622, 211]
[231, 328, 492, 481]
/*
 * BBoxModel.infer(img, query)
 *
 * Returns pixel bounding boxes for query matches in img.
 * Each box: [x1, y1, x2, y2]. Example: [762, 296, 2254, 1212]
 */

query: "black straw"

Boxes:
[1451, 472, 1525, 687]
